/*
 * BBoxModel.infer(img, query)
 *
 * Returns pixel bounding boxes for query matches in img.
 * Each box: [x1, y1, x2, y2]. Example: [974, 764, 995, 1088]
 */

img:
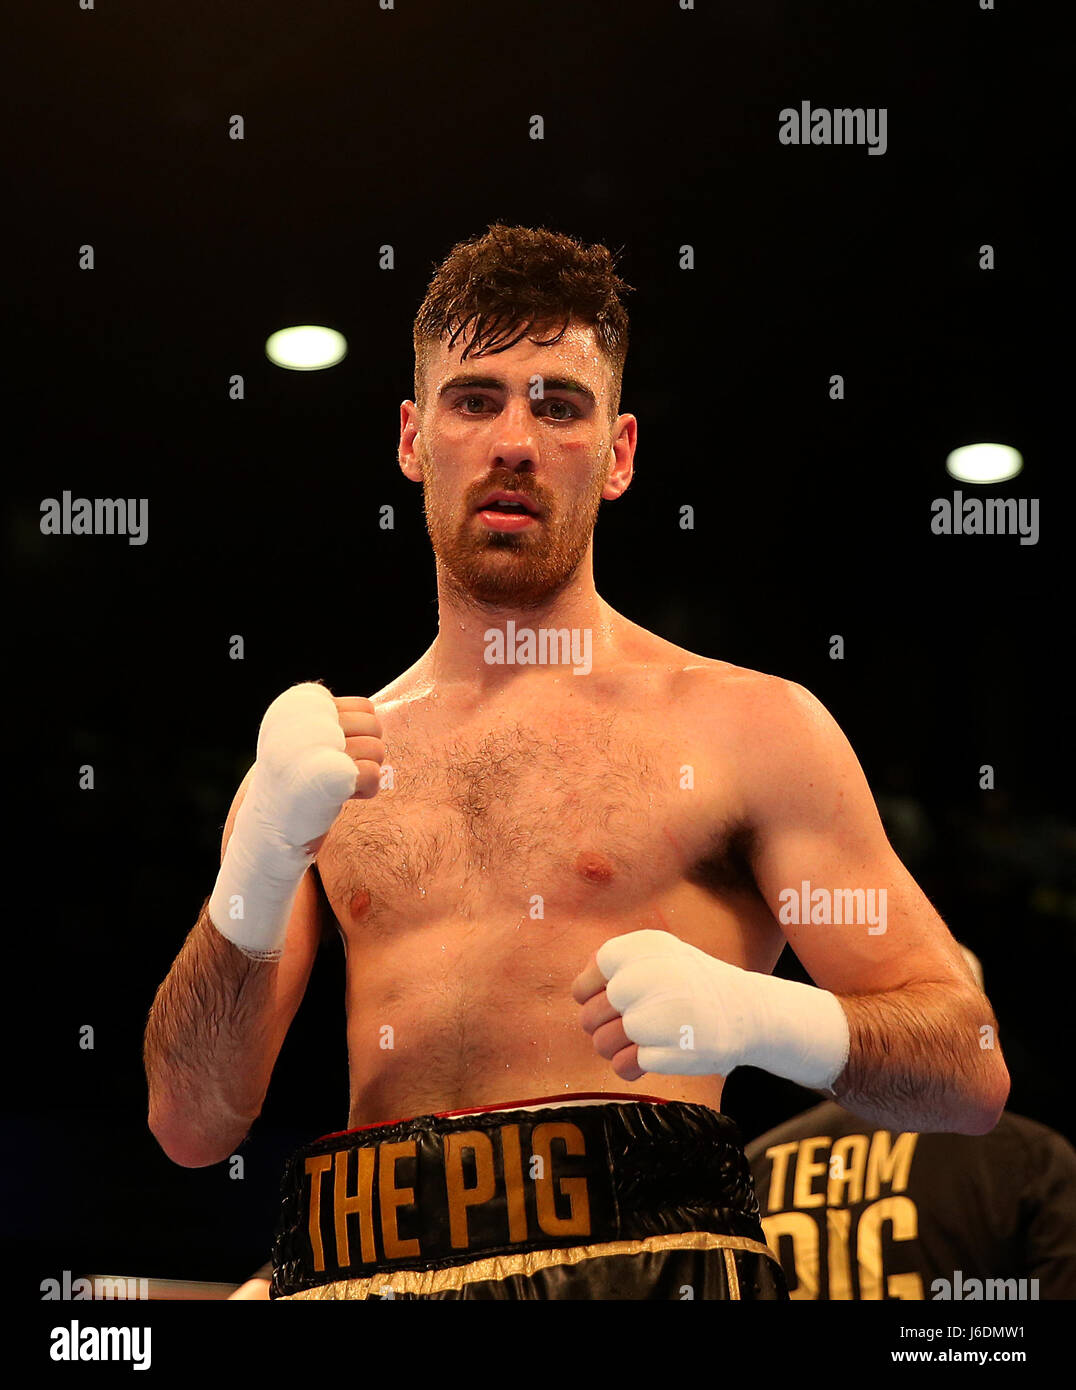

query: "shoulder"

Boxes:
[1004, 1113, 1076, 1169]
[368, 675, 415, 705]
[615, 622, 831, 745]
[368, 665, 434, 709]
[665, 655, 825, 737]
[664, 661, 868, 820]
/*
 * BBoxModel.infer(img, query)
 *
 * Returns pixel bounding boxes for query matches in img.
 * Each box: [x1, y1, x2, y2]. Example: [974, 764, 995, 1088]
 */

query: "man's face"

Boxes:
[399, 321, 635, 608]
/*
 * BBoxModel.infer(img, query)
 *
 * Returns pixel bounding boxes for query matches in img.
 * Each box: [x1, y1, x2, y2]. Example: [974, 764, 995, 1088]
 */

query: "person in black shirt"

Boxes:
[746, 952, 1076, 1299]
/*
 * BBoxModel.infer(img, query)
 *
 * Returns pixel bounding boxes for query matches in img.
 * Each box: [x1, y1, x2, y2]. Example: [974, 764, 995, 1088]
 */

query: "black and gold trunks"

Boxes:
[270, 1093, 788, 1300]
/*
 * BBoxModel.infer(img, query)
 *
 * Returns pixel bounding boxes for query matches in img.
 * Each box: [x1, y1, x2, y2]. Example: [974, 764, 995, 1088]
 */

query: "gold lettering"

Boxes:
[532, 1123, 591, 1237]
[857, 1196, 922, 1299]
[792, 1137, 829, 1209]
[378, 1141, 421, 1260]
[304, 1154, 332, 1273]
[826, 1207, 853, 1300]
[827, 1134, 869, 1206]
[759, 1212, 819, 1300]
[443, 1131, 497, 1250]
[865, 1131, 918, 1200]
[334, 1147, 378, 1267]
[763, 1141, 799, 1212]
[499, 1124, 529, 1243]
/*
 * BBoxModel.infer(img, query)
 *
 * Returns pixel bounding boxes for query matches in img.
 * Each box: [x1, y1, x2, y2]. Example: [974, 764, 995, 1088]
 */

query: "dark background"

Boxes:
[7, 1, 1071, 1288]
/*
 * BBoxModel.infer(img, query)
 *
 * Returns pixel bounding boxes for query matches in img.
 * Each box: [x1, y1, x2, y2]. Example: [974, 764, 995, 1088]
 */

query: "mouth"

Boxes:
[475, 490, 543, 531]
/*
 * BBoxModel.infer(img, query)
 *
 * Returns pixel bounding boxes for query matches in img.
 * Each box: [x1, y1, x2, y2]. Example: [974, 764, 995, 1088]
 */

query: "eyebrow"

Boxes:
[438, 373, 597, 405]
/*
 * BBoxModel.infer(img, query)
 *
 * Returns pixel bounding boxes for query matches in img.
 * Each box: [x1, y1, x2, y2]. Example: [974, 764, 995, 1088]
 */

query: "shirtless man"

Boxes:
[144, 224, 1009, 1301]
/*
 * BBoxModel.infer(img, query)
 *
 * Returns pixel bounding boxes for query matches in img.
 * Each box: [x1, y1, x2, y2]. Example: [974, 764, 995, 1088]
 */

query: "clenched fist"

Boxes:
[299, 693, 385, 852]
[209, 682, 386, 960]
[572, 929, 850, 1090]
[252, 684, 385, 854]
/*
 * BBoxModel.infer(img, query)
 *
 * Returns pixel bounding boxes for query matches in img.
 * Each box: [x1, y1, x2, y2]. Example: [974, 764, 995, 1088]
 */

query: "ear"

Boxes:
[602, 414, 637, 500]
[399, 399, 422, 482]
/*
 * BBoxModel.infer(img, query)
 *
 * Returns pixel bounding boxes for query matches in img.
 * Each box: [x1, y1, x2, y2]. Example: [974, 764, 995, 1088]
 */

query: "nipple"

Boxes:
[575, 851, 614, 884]
[348, 888, 372, 919]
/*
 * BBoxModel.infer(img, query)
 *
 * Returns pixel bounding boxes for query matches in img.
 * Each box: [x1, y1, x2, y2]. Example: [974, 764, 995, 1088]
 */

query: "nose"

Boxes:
[488, 397, 538, 472]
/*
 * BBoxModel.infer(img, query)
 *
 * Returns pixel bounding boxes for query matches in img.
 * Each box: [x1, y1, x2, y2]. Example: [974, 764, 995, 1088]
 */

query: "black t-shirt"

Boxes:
[745, 1103, 1076, 1300]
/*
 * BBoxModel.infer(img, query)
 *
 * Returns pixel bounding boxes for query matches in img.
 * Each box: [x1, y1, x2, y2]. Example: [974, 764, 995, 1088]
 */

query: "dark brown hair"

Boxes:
[413, 223, 632, 418]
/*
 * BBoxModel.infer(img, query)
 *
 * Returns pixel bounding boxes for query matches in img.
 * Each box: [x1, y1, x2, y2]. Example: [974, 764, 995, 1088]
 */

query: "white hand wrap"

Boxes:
[597, 929, 850, 1090]
[208, 684, 358, 961]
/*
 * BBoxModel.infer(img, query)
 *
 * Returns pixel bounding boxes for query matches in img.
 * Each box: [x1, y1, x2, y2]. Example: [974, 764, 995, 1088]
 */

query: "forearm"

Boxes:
[144, 902, 278, 1165]
[826, 981, 1009, 1135]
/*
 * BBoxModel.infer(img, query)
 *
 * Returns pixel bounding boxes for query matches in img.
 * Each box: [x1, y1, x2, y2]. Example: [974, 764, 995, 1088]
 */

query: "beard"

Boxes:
[419, 447, 608, 611]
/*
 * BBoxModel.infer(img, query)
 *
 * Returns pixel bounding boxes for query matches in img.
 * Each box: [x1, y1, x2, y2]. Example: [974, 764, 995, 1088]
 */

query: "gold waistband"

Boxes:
[276, 1230, 779, 1300]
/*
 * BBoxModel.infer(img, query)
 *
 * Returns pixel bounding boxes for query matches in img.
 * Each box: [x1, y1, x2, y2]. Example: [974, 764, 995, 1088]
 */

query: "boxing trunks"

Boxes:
[270, 1093, 788, 1300]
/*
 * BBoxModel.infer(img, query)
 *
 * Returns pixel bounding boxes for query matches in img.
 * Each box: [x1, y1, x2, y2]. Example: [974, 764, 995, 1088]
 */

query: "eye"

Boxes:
[457, 394, 491, 414]
[540, 399, 579, 420]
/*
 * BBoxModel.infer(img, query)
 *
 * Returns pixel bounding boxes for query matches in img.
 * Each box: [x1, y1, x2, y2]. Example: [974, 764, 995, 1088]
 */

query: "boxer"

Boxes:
[145, 224, 1008, 1299]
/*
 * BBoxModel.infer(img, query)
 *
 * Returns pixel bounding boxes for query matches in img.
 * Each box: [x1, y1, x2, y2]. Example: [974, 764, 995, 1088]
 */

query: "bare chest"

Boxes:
[316, 704, 755, 937]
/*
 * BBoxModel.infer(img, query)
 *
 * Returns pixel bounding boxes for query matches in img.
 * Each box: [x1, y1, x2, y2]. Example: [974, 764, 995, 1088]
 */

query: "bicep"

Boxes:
[740, 681, 975, 997]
